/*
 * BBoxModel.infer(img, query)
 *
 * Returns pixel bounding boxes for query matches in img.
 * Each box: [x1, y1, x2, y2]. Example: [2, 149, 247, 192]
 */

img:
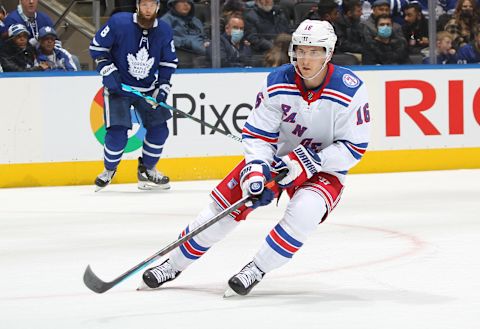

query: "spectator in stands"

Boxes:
[335, 0, 364, 55]
[362, 14, 409, 64]
[0, 2, 6, 22]
[445, 0, 479, 50]
[402, 2, 429, 55]
[422, 31, 457, 64]
[161, 0, 209, 55]
[457, 25, 480, 63]
[220, 0, 245, 31]
[316, 0, 359, 65]
[36, 26, 77, 71]
[361, 0, 405, 44]
[0, 2, 6, 47]
[0, 24, 48, 71]
[208, 15, 252, 67]
[263, 32, 291, 67]
[244, 0, 291, 54]
[0, 0, 54, 45]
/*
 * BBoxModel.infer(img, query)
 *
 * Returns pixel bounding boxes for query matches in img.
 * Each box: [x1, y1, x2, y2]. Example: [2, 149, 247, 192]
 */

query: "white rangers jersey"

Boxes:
[242, 63, 370, 184]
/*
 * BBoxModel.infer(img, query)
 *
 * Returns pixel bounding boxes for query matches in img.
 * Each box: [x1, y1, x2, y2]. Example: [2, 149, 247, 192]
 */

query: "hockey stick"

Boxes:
[121, 84, 242, 142]
[83, 170, 287, 294]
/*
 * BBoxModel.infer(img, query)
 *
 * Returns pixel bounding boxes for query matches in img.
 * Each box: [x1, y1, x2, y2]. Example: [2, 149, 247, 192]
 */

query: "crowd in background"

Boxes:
[0, 0, 79, 72]
[1, 0, 480, 71]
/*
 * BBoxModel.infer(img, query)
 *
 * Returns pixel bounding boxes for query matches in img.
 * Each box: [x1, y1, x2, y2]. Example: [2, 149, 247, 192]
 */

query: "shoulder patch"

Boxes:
[342, 74, 360, 88]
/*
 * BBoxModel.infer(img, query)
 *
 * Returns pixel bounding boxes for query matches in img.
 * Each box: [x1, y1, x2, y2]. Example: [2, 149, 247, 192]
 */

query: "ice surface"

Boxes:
[0, 170, 479, 329]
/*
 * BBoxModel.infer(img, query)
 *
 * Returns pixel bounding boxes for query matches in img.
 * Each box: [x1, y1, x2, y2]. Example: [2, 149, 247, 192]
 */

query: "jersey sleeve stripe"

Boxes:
[89, 45, 110, 52]
[267, 83, 297, 92]
[159, 61, 178, 68]
[337, 140, 368, 160]
[242, 122, 279, 143]
[323, 89, 352, 102]
[320, 96, 349, 107]
[269, 90, 302, 98]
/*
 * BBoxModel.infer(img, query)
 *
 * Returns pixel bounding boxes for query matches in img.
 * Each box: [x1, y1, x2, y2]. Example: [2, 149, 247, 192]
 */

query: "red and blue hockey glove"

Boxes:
[240, 160, 274, 209]
[273, 145, 322, 188]
[96, 59, 122, 94]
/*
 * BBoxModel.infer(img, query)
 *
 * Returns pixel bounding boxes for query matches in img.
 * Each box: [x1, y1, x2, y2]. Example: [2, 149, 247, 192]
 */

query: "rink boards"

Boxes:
[1, 65, 480, 187]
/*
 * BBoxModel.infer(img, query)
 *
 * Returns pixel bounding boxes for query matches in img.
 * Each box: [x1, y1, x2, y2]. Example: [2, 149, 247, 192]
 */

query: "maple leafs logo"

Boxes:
[127, 47, 154, 80]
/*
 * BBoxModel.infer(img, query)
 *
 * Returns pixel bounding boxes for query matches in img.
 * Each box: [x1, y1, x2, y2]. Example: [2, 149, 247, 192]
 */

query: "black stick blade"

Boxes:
[83, 265, 115, 294]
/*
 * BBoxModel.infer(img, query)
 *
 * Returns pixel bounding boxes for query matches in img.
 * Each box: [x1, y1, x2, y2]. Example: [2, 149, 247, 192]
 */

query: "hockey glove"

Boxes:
[97, 59, 122, 94]
[240, 160, 274, 209]
[150, 83, 171, 108]
[273, 145, 322, 189]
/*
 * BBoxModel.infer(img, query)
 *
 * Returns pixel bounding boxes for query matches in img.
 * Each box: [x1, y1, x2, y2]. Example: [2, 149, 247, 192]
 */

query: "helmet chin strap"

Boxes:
[292, 56, 330, 81]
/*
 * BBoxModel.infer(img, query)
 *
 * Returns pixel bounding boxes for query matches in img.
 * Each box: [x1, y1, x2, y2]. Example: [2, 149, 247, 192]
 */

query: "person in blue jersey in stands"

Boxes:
[1, 0, 53, 44]
[90, 0, 178, 191]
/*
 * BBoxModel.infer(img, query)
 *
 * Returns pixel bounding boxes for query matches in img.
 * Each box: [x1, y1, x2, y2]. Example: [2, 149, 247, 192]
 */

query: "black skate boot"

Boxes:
[94, 169, 116, 192]
[137, 157, 170, 190]
[227, 261, 265, 296]
[140, 259, 181, 289]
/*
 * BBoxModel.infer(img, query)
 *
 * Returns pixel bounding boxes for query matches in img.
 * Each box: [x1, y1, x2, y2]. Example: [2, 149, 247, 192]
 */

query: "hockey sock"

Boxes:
[142, 123, 169, 169]
[254, 189, 327, 273]
[104, 126, 128, 171]
[169, 202, 240, 271]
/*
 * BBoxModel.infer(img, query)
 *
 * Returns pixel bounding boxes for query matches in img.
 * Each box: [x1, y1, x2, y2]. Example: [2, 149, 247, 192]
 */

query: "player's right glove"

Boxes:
[240, 160, 274, 209]
[96, 58, 122, 94]
[273, 145, 322, 188]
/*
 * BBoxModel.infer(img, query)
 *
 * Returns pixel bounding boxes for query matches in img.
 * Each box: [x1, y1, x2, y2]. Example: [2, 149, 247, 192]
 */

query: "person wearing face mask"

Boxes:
[362, 14, 409, 65]
[244, 0, 291, 54]
[445, 0, 478, 50]
[208, 15, 252, 67]
[360, 0, 405, 45]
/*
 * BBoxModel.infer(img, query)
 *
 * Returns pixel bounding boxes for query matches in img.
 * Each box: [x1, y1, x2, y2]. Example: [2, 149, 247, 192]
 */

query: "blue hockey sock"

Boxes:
[104, 126, 128, 171]
[142, 123, 169, 169]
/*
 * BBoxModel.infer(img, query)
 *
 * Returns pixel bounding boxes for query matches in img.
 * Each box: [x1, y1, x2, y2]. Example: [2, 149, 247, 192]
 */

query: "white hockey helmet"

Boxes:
[136, 0, 160, 13]
[289, 20, 337, 79]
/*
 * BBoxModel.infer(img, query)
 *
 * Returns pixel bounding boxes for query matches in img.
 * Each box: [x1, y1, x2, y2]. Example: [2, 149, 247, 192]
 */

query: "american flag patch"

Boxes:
[227, 178, 238, 189]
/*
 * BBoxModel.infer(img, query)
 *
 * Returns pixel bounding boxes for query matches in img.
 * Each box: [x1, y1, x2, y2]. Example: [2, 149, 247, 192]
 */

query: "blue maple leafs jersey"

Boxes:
[89, 12, 178, 91]
[242, 64, 370, 184]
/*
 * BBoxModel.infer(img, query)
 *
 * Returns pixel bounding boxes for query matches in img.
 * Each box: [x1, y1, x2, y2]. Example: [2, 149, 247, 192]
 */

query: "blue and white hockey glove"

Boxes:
[96, 59, 122, 94]
[273, 145, 322, 188]
[240, 160, 274, 209]
[151, 82, 171, 108]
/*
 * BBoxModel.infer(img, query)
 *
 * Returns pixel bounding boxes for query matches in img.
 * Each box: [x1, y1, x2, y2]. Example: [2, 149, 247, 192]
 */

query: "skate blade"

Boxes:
[94, 185, 106, 192]
[137, 181, 171, 190]
[136, 281, 157, 291]
[223, 287, 239, 298]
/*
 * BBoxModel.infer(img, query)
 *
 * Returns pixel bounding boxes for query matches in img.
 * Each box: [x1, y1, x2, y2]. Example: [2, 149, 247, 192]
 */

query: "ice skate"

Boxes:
[138, 259, 181, 290]
[137, 157, 170, 190]
[94, 169, 116, 192]
[226, 261, 265, 296]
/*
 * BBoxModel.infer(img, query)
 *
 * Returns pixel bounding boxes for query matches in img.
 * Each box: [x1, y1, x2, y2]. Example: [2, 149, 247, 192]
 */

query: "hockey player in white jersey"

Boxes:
[90, 0, 178, 191]
[140, 20, 370, 295]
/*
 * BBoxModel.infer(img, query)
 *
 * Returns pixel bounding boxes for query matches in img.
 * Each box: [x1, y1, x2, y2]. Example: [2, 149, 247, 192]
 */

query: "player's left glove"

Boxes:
[240, 160, 274, 209]
[273, 145, 322, 188]
[150, 82, 171, 108]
